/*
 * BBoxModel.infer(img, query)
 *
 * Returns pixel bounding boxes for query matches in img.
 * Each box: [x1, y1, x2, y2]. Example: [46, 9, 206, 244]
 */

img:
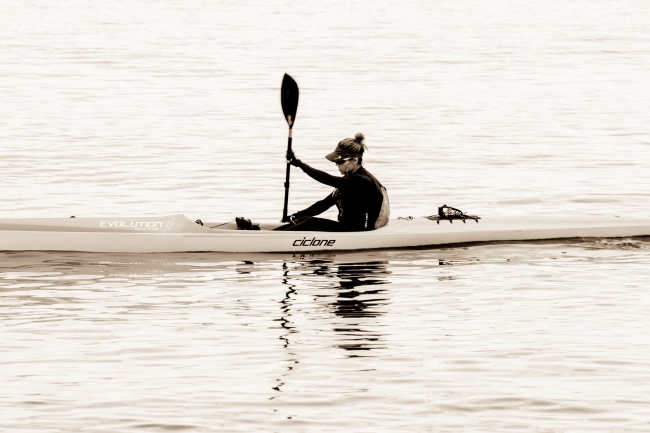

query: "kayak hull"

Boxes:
[1, 214, 649, 253]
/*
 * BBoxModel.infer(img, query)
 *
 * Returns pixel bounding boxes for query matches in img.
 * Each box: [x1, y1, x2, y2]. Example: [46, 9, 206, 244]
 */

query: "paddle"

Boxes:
[281, 73, 299, 222]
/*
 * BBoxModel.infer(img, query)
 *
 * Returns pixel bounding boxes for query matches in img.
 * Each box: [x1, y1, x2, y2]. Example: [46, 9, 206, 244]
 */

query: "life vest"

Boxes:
[374, 184, 390, 229]
[358, 172, 390, 229]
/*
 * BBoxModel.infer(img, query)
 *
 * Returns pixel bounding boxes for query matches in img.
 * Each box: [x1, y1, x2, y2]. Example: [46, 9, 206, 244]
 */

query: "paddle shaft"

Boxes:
[282, 126, 293, 222]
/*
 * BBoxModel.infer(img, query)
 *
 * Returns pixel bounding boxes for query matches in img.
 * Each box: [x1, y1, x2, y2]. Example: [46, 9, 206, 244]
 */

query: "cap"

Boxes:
[325, 133, 366, 162]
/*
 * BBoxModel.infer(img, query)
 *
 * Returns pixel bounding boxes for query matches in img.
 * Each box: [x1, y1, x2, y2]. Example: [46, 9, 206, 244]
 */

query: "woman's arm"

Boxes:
[293, 160, 348, 188]
[294, 191, 337, 218]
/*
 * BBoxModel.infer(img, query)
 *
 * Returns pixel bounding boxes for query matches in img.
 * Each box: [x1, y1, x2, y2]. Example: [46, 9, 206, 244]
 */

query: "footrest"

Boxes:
[235, 217, 260, 230]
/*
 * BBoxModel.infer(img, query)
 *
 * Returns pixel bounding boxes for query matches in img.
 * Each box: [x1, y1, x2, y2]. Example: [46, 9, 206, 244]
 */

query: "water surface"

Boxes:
[1, 0, 650, 431]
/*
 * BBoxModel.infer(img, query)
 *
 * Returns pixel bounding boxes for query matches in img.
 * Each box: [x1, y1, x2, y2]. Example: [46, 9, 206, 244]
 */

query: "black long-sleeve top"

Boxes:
[292, 160, 384, 230]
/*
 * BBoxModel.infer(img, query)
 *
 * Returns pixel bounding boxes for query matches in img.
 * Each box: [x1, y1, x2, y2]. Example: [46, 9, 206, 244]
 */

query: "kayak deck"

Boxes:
[1, 213, 649, 253]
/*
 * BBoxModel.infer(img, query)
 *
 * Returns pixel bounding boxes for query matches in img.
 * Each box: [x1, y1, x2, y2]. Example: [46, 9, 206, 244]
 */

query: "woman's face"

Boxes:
[335, 157, 359, 175]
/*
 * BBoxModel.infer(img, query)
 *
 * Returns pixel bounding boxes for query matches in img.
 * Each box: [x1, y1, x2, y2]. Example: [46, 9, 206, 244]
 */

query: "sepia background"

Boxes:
[2, 0, 650, 431]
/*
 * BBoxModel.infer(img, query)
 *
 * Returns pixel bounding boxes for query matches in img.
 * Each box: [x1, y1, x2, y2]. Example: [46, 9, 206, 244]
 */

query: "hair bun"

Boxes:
[354, 132, 365, 143]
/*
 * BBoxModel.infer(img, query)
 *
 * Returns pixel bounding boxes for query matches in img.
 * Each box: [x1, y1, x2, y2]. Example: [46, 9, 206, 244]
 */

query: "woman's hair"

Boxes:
[338, 133, 368, 163]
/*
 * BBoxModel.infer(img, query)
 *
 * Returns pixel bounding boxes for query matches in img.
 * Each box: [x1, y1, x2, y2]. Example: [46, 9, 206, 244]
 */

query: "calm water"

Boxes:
[2, 0, 650, 431]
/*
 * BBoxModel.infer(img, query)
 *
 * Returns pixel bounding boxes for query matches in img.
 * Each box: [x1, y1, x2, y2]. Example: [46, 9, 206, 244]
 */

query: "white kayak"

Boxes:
[1, 213, 649, 253]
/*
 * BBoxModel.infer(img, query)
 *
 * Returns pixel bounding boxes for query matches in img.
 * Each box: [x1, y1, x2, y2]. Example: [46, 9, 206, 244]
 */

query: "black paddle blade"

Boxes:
[281, 73, 299, 128]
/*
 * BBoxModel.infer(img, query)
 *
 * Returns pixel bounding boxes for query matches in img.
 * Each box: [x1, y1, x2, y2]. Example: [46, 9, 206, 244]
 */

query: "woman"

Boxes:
[278, 133, 389, 232]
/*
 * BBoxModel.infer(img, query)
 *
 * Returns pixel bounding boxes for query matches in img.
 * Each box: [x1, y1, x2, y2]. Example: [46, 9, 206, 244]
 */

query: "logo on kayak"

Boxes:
[99, 219, 174, 232]
[293, 237, 336, 247]
[163, 218, 176, 233]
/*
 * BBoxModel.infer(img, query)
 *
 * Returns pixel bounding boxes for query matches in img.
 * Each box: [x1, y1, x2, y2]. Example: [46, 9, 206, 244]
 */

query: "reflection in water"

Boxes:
[329, 262, 390, 355]
[270, 262, 299, 398]
[271, 258, 391, 398]
[282, 259, 391, 356]
[333, 262, 390, 319]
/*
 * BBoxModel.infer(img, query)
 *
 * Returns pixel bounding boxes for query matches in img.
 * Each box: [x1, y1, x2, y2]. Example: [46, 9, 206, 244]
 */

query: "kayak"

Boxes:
[1, 213, 649, 253]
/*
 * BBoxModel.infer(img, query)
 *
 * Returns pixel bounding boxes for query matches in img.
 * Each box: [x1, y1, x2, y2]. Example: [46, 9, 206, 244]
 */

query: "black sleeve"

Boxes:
[294, 160, 350, 188]
[294, 192, 337, 218]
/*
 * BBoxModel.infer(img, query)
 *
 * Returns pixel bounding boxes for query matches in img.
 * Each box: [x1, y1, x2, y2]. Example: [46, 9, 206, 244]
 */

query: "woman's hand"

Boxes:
[286, 149, 301, 167]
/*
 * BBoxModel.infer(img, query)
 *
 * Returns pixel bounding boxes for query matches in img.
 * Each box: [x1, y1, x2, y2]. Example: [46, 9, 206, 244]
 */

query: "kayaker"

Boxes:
[277, 132, 389, 232]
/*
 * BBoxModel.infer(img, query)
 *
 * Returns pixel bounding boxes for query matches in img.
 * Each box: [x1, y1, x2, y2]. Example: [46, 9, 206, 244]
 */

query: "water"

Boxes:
[1, 0, 650, 431]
